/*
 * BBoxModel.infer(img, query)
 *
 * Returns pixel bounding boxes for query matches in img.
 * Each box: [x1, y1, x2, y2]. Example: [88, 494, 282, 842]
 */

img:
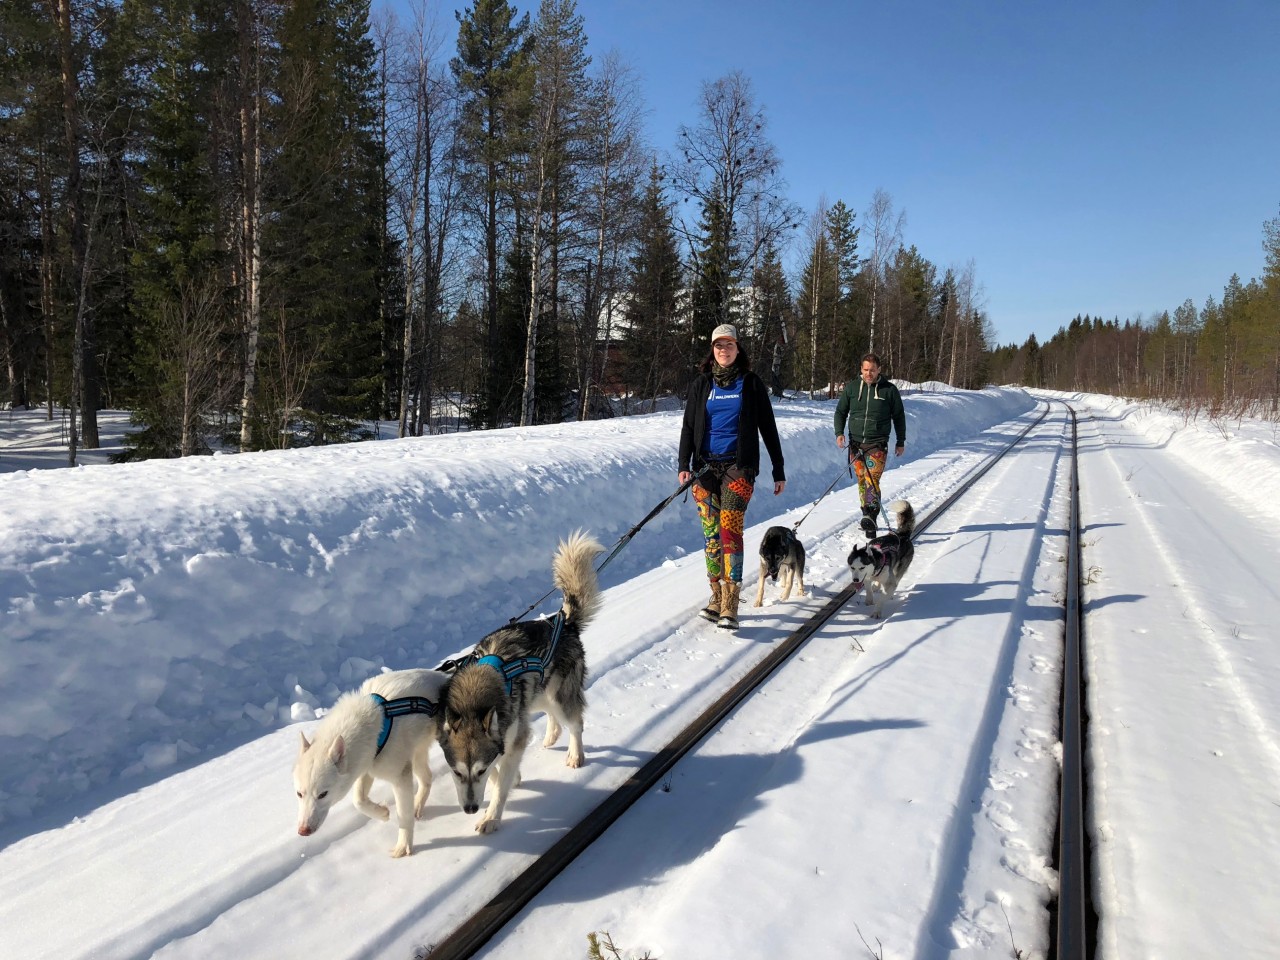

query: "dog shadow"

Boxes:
[468, 716, 926, 905]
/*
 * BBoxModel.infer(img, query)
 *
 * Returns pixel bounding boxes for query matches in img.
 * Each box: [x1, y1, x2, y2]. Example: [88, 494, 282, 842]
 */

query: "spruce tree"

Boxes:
[689, 196, 733, 343]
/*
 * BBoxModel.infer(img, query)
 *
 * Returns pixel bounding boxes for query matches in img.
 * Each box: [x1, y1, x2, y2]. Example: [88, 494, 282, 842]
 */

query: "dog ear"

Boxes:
[299, 731, 311, 753]
[328, 735, 346, 767]
[484, 708, 499, 738]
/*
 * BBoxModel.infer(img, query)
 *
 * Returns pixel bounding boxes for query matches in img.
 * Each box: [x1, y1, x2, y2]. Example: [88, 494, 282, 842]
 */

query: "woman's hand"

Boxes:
[773, 480, 786, 496]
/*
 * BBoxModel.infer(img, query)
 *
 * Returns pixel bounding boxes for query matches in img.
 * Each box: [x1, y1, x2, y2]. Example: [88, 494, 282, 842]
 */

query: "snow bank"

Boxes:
[0, 387, 1034, 827]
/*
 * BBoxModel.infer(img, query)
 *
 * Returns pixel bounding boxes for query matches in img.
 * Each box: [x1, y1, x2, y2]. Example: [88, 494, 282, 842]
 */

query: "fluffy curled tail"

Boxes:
[553, 530, 604, 629]
[889, 500, 915, 539]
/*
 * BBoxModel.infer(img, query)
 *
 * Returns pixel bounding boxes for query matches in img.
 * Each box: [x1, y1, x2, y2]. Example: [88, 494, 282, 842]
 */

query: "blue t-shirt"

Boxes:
[704, 377, 744, 459]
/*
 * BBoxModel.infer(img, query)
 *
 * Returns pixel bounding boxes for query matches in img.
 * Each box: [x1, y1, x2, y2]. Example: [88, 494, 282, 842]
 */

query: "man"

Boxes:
[834, 352, 906, 538]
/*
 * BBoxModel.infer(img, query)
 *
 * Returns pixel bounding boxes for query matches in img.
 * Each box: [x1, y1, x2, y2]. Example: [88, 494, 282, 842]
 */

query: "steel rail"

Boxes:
[1054, 405, 1094, 959]
[422, 404, 1054, 960]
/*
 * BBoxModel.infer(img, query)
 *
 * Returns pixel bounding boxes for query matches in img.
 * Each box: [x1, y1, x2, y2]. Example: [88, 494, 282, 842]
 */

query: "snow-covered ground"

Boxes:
[2, 387, 1278, 959]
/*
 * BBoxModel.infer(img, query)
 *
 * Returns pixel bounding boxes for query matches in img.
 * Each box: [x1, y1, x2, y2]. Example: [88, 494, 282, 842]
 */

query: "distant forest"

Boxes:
[988, 209, 1280, 418]
[3, 0, 1277, 465]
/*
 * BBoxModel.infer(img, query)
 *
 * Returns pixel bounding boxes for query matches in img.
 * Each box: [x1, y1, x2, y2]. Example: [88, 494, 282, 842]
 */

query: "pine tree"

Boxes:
[452, 0, 532, 429]
[622, 162, 683, 406]
[265, 0, 386, 444]
[824, 199, 859, 391]
[121, 0, 236, 460]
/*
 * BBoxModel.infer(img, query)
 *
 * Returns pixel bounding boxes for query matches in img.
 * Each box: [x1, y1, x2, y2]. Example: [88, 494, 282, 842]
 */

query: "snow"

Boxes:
[2, 387, 1277, 960]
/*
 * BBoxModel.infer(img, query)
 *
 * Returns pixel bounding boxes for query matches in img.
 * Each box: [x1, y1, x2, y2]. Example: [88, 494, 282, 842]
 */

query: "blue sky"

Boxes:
[380, 0, 1279, 347]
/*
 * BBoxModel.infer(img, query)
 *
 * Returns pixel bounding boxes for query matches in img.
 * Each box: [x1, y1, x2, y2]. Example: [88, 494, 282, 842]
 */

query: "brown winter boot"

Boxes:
[717, 582, 741, 630]
[700, 579, 723, 622]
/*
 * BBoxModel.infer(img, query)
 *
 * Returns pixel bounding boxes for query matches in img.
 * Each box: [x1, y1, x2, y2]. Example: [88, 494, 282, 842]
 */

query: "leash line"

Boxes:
[790, 461, 851, 532]
[434, 477, 696, 675]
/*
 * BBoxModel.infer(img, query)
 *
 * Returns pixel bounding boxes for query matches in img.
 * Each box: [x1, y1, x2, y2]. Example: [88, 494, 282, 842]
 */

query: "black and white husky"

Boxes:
[437, 531, 603, 834]
[753, 525, 806, 607]
[846, 500, 915, 618]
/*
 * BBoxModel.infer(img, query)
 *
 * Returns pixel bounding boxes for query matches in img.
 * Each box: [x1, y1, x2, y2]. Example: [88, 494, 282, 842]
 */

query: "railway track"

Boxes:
[424, 401, 1096, 960]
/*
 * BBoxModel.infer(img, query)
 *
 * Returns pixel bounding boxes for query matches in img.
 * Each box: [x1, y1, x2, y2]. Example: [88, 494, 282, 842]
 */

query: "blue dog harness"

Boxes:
[451, 611, 567, 695]
[369, 693, 439, 756]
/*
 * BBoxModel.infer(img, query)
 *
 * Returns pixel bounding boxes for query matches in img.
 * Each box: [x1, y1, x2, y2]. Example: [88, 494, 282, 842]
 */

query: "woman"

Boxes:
[678, 323, 786, 630]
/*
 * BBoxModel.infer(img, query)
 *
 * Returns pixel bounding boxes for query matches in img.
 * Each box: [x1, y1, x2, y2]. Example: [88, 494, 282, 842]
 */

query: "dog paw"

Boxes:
[414, 803, 428, 820]
[566, 752, 585, 769]
[370, 804, 390, 821]
[475, 818, 500, 834]
[391, 843, 412, 858]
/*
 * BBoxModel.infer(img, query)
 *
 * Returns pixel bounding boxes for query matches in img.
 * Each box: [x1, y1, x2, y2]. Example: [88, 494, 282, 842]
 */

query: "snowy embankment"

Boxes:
[1045, 392, 1280, 524]
[0, 387, 1034, 831]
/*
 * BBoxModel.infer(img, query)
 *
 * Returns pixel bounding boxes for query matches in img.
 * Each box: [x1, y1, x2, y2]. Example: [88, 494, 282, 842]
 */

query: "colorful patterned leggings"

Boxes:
[692, 464, 755, 583]
[851, 445, 887, 517]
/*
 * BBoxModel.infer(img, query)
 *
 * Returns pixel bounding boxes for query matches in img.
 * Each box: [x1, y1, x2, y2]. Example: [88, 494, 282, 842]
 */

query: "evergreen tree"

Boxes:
[121, 0, 235, 459]
[750, 243, 792, 398]
[824, 199, 859, 386]
[795, 225, 836, 397]
[622, 161, 683, 405]
[0, 0, 59, 411]
[452, 0, 531, 429]
[689, 196, 733, 343]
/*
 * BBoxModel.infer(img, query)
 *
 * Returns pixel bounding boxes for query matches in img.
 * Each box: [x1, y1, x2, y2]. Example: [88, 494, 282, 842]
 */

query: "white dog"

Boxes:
[294, 667, 449, 858]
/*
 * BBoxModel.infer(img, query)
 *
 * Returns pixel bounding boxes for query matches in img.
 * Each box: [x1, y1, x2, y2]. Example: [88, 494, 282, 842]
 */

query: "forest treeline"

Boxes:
[988, 210, 1280, 417]
[1, 0, 998, 463]
[4, 1, 1272, 466]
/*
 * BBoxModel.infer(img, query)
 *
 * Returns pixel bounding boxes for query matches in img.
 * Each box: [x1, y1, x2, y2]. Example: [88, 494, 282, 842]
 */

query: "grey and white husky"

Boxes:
[846, 500, 915, 618]
[293, 667, 449, 857]
[438, 530, 603, 834]
[753, 525, 807, 607]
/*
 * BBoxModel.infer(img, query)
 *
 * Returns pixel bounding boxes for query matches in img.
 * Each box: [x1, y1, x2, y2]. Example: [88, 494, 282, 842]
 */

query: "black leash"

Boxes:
[790, 461, 852, 532]
[434, 476, 696, 673]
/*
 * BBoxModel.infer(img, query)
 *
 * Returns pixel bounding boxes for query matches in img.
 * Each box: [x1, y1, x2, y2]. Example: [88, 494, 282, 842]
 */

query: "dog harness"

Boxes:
[438, 611, 568, 696]
[866, 536, 902, 575]
[369, 693, 439, 756]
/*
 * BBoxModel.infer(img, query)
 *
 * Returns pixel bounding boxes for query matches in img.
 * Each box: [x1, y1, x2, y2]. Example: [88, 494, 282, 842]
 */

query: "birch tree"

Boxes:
[48, 0, 98, 458]
[863, 187, 904, 354]
[669, 71, 799, 338]
[235, 0, 264, 451]
[520, 0, 588, 426]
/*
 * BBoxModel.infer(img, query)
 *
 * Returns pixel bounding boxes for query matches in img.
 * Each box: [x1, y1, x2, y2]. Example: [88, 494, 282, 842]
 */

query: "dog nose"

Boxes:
[464, 803, 478, 814]
[298, 825, 312, 836]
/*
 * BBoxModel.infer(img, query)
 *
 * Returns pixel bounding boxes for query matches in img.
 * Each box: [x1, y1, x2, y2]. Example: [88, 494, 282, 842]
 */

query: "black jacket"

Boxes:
[678, 371, 785, 482]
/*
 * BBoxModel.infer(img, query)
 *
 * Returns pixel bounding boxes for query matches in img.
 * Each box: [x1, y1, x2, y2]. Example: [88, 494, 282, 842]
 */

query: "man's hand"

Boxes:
[678, 470, 692, 485]
[835, 434, 846, 449]
[773, 480, 786, 496]
[895, 444, 905, 457]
